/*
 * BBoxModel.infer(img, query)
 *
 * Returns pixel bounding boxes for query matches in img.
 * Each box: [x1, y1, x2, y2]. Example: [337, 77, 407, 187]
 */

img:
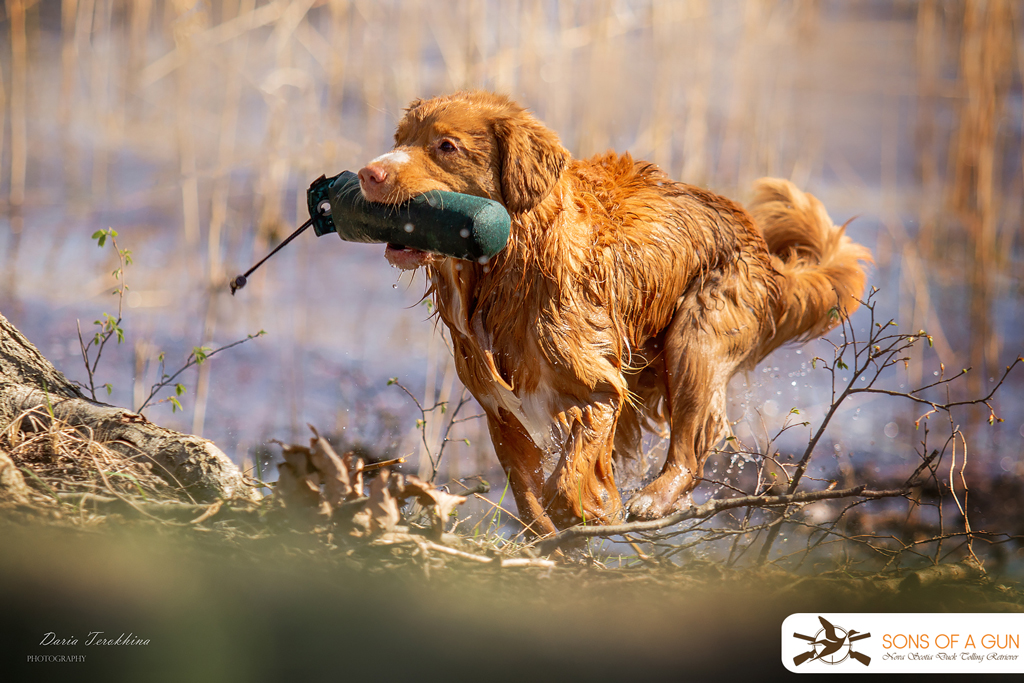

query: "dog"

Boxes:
[357, 91, 871, 535]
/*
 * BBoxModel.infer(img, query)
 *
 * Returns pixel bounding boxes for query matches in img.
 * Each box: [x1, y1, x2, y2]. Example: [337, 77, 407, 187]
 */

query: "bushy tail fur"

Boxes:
[749, 178, 873, 362]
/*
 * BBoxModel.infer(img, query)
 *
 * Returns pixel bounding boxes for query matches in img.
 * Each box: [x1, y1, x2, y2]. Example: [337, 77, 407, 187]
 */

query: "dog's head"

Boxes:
[358, 91, 569, 269]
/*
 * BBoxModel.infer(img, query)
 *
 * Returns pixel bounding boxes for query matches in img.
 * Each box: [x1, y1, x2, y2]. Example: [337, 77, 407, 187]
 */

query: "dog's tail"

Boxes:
[749, 177, 873, 362]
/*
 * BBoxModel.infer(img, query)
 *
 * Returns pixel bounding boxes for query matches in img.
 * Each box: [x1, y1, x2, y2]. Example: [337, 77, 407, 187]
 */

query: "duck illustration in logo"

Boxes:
[793, 616, 871, 666]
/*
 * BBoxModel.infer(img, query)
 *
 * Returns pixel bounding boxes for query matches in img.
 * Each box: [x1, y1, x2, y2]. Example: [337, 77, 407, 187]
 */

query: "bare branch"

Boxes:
[137, 332, 264, 413]
[539, 485, 907, 554]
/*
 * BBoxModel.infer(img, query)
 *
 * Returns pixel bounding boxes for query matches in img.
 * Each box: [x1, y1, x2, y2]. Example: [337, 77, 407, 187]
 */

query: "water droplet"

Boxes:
[884, 422, 898, 438]
[460, 228, 470, 238]
[404, 223, 414, 233]
[392, 284, 397, 289]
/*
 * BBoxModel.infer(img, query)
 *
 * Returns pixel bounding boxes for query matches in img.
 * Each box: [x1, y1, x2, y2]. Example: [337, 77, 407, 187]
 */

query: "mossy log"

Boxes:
[0, 311, 253, 501]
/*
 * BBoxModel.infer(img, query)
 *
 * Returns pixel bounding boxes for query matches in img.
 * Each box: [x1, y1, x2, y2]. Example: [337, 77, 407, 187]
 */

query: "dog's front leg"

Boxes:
[541, 397, 624, 529]
[485, 410, 559, 537]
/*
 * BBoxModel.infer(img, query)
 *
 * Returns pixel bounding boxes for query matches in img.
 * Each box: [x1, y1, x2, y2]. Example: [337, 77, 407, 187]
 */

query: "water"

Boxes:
[1, 2, 1022, 543]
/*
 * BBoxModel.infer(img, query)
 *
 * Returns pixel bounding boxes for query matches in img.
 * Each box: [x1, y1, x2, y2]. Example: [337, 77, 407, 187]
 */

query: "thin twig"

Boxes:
[137, 332, 265, 412]
[540, 485, 907, 554]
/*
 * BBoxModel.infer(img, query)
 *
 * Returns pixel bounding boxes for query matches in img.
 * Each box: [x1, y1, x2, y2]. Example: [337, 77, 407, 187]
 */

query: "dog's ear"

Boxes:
[395, 98, 426, 145]
[493, 113, 569, 214]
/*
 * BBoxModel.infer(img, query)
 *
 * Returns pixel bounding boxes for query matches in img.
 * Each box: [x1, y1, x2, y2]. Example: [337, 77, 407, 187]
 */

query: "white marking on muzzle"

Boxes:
[371, 150, 411, 167]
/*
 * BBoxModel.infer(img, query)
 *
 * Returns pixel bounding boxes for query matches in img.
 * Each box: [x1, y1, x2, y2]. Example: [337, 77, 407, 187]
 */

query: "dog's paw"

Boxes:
[625, 475, 695, 520]
[625, 491, 675, 521]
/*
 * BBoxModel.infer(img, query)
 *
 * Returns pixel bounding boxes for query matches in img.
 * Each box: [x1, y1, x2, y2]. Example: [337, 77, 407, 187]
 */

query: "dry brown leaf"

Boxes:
[274, 429, 361, 519]
[307, 426, 352, 505]
[275, 460, 323, 512]
[275, 443, 329, 514]
[397, 474, 467, 518]
[365, 470, 400, 534]
[343, 452, 364, 501]
[273, 427, 468, 539]
[348, 508, 371, 537]
[393, 474, 467, 536]
[278, 443, 315, 476]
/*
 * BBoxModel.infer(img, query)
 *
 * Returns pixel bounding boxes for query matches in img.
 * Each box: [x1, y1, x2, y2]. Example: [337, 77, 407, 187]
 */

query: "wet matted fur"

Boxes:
[357, 91, 872, 535]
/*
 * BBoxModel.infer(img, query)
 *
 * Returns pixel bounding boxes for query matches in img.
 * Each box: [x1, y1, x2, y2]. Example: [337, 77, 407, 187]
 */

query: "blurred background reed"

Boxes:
[0, 0, 1021, 520]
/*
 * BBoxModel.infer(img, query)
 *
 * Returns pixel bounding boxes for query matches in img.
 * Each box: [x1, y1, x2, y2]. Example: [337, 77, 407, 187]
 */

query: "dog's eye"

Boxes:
[438, 139, 458, 154]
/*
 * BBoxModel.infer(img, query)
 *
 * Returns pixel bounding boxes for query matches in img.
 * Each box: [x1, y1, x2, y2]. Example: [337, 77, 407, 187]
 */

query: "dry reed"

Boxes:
[3, 407, 170, 501]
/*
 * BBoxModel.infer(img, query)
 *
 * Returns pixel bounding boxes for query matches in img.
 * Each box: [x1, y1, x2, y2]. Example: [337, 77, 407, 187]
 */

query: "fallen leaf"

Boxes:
[393, 474, 467, 537]
[307, 425, 352, 505]
[275, 457, 323, 512]
[343, 452, 364, 501]
[365, 470, 400, 534]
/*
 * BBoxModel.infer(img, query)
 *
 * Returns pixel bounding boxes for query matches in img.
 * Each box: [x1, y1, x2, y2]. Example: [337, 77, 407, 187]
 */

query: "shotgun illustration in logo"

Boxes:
[793, 616, 871, 666]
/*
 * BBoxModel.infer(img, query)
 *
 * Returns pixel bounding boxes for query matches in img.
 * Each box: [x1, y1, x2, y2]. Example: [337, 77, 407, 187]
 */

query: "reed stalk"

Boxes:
[7, 0, 27, 215]
[949, 0, 1014, 393]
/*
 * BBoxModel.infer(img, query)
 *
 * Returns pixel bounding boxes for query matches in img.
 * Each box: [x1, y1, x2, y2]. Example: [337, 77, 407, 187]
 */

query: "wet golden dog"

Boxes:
[358, 91, 871, 535]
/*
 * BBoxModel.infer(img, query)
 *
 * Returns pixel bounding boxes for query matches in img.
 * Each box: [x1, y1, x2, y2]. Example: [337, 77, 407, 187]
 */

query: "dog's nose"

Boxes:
[358, 164, 388, 187]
